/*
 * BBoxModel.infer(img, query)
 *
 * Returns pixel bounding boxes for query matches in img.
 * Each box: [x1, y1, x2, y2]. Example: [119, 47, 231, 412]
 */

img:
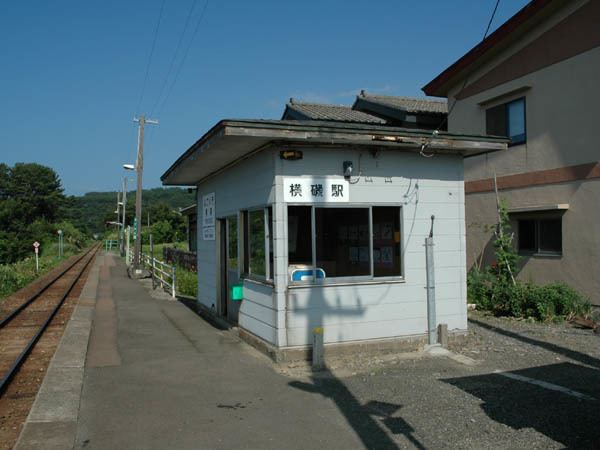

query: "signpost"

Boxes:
[57, 229, 63, 258]
[33, 241, 40, 273]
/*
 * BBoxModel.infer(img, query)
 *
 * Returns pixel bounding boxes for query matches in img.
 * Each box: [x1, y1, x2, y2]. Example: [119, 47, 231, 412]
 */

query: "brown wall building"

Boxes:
[424, 0, 600, 305]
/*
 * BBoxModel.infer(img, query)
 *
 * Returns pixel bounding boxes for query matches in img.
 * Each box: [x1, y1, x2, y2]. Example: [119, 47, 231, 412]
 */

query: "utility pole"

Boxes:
[132, 115, 158, 275]
[116, 191, 121, 226]
[121, 177, 128, 256]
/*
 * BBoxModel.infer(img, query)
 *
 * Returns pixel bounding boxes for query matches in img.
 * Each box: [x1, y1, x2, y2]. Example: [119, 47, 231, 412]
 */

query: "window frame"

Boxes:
[486, 96, 527, 146]
[287, 203, 404, 285]
[516, 216, 563, 257]
[242, 205, 274, 282]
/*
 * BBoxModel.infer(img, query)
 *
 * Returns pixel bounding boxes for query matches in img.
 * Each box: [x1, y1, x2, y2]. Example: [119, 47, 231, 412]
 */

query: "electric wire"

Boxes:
[135, 0, 167, 116]
[421, 0, 502, 157]
[155, 0, 210, 117]
[149, 0, 200, 117]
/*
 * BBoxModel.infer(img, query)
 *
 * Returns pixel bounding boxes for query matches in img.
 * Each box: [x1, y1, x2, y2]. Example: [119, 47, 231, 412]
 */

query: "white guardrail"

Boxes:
[128, 251, 176, 298]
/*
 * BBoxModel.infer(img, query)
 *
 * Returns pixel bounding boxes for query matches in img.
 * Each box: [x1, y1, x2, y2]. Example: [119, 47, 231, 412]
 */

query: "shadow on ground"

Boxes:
[443, 362, 600, 448]
[290, 366, 425, 450]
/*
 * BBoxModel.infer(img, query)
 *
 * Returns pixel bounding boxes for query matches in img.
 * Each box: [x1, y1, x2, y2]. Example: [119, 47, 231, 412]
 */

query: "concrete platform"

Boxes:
[15, 253, 368, 449]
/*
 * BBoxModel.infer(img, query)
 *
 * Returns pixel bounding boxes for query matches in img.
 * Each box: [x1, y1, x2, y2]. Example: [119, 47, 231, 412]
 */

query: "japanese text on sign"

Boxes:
[283, 178, 349, 203]
[202, 192, 215, 227]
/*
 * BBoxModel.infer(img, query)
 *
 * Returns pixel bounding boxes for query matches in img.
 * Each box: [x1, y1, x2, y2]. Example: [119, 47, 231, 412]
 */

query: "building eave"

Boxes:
[161, 119, 509, 186]
[422, 0, 568, 97]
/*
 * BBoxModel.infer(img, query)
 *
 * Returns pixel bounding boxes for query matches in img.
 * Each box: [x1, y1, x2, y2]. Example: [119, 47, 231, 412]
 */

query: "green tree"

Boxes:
[6, 163, 65, 224]
[0, 163, 69, 263]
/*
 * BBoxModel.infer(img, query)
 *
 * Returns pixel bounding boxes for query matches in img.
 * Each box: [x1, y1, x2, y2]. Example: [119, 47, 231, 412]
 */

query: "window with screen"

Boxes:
[486, 97, 526, 145]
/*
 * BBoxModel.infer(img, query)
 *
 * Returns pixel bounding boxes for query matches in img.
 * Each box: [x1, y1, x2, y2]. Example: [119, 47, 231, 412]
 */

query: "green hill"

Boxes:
[67, 187, 195, 236]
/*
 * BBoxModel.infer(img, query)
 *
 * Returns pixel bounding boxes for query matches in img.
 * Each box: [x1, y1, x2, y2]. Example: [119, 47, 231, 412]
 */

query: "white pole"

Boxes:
[425, 215, 437, 345]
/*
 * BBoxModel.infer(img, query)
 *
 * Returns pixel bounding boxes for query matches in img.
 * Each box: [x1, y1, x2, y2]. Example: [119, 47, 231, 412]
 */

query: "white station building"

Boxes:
[161, 118, 506, 354]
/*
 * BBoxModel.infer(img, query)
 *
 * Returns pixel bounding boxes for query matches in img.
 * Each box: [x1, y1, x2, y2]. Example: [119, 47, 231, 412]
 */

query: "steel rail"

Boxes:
[0, 245, 98, 328]
[0, 244, 100, 396]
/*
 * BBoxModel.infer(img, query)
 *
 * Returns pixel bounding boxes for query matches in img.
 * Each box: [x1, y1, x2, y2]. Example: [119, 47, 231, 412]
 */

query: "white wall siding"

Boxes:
[195, 151, 279, 344]
[280, 148, 467, 346]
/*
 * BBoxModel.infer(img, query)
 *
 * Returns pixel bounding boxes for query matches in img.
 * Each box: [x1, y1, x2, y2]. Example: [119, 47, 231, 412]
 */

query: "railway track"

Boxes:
[0, 244, 100, 396]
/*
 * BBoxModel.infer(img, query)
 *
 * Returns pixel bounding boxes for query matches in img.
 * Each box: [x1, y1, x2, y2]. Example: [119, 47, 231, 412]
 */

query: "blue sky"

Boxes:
[0, 0, 529, 195]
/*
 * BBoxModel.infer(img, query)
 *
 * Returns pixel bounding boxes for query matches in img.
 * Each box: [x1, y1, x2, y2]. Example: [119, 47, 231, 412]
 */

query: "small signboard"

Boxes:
[202, 193, 215, 227]
[33, 241, 40, 254]
[202, 226, 215, 241]
[283, 178, 349, 203]
[202, 192, 216, 240]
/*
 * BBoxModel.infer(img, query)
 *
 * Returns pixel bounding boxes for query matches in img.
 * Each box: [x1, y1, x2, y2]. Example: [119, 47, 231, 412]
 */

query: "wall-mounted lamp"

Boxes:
[280, 149, 303, 160]
[343, 161, 353, 179]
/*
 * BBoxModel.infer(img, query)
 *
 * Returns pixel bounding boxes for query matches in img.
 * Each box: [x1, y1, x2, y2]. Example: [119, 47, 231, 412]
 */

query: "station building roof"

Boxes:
[161, 119, 508, 186]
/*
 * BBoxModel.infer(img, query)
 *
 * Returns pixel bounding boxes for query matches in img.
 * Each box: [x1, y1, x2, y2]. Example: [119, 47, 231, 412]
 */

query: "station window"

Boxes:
[316, 208, 370, 277]
[517, 217, 562, 255]
[372, 206, 402, 277]
[486, 97, 526, 145]
[243, 207, 273, 280]
[288, 205, 402, 283]
[288, 206, 312, 266]
[227, 216, 238, 270]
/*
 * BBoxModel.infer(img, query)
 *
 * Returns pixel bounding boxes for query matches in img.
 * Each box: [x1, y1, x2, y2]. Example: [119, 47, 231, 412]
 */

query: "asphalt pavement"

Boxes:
[53, 253, 600, 449]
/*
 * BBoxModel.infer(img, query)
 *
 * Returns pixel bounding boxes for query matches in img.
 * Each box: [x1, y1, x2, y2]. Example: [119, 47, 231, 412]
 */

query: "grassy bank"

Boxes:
[0, 242, 85, 302]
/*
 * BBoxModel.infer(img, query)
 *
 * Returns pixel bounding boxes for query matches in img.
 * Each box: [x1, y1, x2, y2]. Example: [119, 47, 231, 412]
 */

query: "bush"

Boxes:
[467, 197, 591, 322]
[467, 268, 494, 309]
[469, 274, 592, 322]
[0, 255, 57, 300]
[176, 266, 197, 298]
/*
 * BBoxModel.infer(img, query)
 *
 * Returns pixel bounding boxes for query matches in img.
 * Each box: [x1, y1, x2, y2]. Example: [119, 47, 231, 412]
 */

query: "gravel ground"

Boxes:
[277, 311, 600, 449]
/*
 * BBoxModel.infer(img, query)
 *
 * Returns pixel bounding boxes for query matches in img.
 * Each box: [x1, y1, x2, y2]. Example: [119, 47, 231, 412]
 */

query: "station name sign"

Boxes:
[283, 177, 349, 203]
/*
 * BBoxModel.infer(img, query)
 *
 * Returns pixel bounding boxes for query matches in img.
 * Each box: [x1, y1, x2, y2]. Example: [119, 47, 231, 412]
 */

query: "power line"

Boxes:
[149, 0, 200, 117]
[155, 0, 210, 117]
[135, 0, 167, 115]
[426, 0, 502, 146]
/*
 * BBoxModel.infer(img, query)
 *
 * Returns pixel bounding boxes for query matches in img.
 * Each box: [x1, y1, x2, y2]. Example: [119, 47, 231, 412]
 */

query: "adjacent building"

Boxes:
[423, 0, 600, 305]
[161, 118, 506, 353]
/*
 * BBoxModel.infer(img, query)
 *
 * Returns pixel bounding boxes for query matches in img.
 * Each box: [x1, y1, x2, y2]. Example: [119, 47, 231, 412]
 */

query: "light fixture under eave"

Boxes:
[280, 149, 303, 160]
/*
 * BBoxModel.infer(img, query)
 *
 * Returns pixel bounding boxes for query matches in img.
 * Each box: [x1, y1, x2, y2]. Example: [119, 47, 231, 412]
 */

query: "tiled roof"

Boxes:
[283, 100, 387, 124]
[357, 91, 448, 115]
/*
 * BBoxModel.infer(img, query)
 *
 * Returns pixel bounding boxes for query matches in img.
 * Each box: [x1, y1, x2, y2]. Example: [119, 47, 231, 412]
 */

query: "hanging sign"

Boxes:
[283, 178, 349, 203]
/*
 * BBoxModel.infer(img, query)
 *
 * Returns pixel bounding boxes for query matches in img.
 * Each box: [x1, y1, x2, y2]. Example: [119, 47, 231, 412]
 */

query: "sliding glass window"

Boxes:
[287, 205, 402, 283]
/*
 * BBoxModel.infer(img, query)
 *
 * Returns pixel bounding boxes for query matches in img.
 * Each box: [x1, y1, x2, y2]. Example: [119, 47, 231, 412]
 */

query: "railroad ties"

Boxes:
[0, 244, 100, 396]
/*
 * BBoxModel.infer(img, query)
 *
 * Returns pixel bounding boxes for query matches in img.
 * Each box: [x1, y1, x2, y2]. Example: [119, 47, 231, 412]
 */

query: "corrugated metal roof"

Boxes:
[357, 92, 448, 114]
[283, 100, 387, 124]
